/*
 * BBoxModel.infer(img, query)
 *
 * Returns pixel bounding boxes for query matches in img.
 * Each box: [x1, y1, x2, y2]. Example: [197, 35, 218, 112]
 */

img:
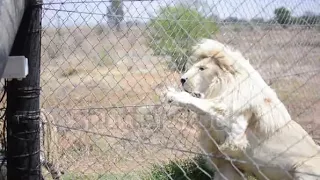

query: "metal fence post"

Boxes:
[6, 0, 42, 179]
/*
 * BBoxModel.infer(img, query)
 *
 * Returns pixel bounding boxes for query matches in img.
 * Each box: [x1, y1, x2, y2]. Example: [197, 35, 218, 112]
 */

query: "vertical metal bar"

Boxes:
[6, 0, 42, 179]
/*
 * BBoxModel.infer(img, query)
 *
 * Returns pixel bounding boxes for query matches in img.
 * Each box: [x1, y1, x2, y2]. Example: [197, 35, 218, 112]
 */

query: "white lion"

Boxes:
[165, 39, 320, 180]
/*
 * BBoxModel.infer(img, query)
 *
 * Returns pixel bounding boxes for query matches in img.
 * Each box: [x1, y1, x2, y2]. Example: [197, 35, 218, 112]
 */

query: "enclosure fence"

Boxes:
[15, 0, 320, 179]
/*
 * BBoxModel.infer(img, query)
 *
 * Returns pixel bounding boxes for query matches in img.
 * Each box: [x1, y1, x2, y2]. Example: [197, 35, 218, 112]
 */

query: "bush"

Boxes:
[142, 155, 214, 180]
[142, 155, 258, 180]
[274, 7, 292, 28]
[147, 6, 218, 72]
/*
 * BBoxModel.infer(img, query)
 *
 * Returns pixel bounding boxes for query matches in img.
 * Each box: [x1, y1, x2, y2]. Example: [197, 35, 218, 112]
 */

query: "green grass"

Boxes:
[142, 155, 214, 180]
[59, 156, 214, 180]
[54, 155, 257, 180]
[61, 172, 141, 180]
[142, 155, 257, 180]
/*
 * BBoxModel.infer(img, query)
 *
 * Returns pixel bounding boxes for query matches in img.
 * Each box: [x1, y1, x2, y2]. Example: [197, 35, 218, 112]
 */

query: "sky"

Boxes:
[41, 0, 320, 28]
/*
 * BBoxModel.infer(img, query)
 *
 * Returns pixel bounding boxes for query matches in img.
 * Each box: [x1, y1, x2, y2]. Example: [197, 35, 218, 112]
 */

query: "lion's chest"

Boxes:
[197, 114, 226, 144]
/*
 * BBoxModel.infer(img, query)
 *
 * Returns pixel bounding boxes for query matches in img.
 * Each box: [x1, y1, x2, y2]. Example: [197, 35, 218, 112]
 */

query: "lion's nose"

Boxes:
[180, 78, 187, 85]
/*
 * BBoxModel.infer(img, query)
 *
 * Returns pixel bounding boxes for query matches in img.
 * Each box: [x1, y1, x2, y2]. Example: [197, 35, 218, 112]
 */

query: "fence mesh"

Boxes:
[36, 0, 320, 179]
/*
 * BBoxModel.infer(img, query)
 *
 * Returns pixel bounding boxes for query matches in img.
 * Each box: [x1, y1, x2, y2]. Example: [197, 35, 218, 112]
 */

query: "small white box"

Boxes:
[2, 56, 28, 80]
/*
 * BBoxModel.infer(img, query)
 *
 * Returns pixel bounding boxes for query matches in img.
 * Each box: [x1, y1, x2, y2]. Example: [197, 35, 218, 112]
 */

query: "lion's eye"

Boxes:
[199, 67, 205, 71]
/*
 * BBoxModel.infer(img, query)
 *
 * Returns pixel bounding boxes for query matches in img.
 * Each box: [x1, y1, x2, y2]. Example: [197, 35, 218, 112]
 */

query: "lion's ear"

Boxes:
[211, 49, 236, 75]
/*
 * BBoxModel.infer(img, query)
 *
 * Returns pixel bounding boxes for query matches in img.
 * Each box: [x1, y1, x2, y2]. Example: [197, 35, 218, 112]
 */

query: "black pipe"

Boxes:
[6, 0, 42, 179]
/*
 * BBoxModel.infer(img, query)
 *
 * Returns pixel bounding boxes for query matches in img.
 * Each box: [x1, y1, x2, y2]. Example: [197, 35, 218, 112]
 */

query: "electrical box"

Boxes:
[2, 56, 28, 80]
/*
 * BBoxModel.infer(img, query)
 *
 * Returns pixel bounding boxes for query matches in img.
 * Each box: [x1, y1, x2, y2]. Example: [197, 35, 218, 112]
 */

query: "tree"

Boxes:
[274, 7, 291, 27]
[300, 11, 319, 26]
[146, 5, 218, 72]
[107, 0, 124, 31]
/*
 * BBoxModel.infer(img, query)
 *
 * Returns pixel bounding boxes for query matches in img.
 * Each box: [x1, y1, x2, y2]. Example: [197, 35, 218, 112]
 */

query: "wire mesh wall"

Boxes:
[39, 0, 320, 179]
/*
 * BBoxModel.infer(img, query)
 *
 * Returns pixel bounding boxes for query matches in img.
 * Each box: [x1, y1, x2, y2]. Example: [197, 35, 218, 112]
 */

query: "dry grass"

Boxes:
[39, 24, 320, 178]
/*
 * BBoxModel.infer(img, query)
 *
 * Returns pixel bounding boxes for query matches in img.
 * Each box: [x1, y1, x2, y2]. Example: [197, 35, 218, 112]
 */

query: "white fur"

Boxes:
[166, 39, 320, 180]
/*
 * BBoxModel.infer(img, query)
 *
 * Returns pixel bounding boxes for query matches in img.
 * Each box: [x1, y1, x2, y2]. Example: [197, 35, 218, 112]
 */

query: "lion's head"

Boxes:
[180, 39, 249, 98]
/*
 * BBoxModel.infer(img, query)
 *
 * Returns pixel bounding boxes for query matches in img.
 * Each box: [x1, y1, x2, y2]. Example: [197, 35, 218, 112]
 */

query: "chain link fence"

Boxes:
[38, 0, 320, 179]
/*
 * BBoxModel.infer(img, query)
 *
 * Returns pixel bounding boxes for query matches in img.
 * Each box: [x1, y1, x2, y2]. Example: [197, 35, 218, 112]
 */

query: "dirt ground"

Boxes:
[39, 24, 320, 179]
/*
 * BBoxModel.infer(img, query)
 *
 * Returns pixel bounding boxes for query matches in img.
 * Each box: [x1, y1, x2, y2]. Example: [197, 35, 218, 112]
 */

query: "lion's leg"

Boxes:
[183, 97, 249, 153]
[166, 89, 250, 152]
[219, 115, 249, 153]
[166, 88, 227, 118]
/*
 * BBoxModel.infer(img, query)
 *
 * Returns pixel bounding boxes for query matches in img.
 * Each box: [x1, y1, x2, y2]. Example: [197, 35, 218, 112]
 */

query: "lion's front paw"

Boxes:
[165, 88, 192, 105]
[166, 87, 178, 103]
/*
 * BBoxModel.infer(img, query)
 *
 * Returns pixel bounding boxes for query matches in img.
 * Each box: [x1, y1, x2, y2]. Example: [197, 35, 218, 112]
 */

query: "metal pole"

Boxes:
[6, 0, 42, 179]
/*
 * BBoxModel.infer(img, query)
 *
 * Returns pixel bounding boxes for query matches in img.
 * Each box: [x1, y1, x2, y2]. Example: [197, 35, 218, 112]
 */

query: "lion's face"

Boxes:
[180, 57, 226, 98]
